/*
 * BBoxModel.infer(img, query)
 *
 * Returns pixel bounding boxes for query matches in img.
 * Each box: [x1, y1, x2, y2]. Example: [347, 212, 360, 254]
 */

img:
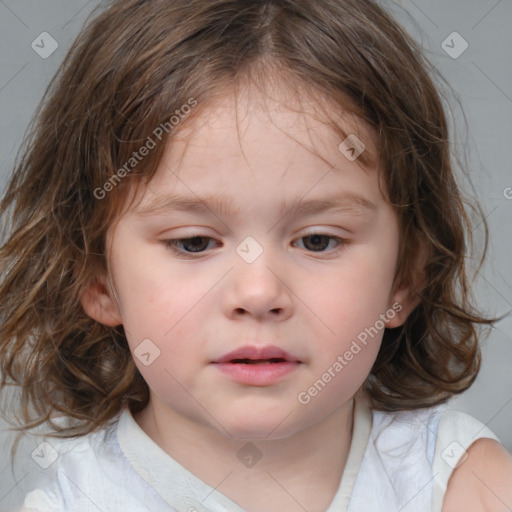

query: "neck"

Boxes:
[134, 397, 355, 512]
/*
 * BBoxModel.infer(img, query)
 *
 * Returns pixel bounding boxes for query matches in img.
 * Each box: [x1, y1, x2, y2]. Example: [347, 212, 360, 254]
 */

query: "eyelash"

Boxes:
[163, 233, 348, 257]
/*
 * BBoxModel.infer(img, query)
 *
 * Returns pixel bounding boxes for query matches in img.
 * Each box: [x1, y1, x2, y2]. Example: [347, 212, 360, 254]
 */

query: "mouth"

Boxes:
[228, 357, 289, 365]
[211, 346, 302, 386]
[212, 345, 301, 364]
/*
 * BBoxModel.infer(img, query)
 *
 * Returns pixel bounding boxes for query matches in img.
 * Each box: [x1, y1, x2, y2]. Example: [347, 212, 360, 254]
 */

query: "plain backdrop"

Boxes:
[1, 1, 511, 510]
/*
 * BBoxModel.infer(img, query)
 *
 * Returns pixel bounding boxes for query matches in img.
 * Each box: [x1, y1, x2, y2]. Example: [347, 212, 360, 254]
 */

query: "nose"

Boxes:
[222, 249, 294, 322]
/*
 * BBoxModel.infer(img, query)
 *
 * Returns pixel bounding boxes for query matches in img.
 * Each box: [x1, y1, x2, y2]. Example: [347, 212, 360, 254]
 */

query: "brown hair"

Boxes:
[0, 0, 496, 454]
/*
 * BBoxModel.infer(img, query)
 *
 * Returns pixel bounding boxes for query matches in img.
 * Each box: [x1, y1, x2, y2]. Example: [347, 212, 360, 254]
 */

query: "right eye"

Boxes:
[164, 236, 221, 255]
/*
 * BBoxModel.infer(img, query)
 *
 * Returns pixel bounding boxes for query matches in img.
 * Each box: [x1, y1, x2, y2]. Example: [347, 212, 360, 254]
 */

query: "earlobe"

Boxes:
[386, 236, 427, 328]
[80, 274, 122, 326]
[386, 286, 421, 328]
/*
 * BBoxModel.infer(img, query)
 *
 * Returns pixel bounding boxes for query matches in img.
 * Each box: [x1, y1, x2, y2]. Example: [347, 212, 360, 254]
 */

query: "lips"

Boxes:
[211, 346, 302, 386]
[212, 345, 301, 364]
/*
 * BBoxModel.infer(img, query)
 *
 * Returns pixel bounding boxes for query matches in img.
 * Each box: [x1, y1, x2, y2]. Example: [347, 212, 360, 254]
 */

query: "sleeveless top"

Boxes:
[21, 393, 499, 512]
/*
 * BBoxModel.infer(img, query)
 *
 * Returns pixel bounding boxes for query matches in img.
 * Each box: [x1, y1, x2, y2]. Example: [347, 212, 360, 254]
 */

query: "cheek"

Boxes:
[111, 278, 201, 386]
[126, 318, 207, 408]
[113, 254, 205, 337]
[295, 339, 378, 422]
[297, 253, 396, 339]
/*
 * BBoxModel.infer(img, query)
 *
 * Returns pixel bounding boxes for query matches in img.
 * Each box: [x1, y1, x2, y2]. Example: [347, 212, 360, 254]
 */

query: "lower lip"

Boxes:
[212, 361, 301, 385]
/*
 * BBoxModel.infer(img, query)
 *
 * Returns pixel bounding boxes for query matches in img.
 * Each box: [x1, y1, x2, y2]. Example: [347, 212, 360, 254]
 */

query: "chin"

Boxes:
[215, 408, 308, 441]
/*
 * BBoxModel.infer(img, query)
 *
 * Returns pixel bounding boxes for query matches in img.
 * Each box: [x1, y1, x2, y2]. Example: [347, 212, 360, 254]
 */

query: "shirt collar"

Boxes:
[116, 392, 372, 512]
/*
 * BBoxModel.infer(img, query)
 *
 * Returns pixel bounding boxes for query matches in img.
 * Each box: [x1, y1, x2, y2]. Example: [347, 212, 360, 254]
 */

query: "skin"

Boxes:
[81, 85, 512, 511]
[443, 438, 512, 511]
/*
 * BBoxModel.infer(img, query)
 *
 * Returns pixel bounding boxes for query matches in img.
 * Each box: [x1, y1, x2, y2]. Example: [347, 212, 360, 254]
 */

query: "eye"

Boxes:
[294, 234, 345, 252]
[164, 236, 220, 254]
[163, 233, 346, 256]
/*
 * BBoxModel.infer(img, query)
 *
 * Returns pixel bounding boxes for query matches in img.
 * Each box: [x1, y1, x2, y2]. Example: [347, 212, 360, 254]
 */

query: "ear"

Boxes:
[385, 285, 421, 328]
[80, 272, 122, 326]
[386, 237, 428, 329]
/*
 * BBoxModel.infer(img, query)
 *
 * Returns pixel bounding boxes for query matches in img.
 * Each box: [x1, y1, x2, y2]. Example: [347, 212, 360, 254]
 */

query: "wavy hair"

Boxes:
[0, 0, 496, 457]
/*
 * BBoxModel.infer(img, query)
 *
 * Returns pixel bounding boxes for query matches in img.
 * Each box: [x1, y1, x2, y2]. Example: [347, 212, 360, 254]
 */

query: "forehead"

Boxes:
[123, 82, 384, 218]
[174, 81, 377, 169]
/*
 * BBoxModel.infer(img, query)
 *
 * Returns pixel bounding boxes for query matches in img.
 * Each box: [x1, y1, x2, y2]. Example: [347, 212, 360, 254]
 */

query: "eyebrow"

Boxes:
[136, 192, 377, 218]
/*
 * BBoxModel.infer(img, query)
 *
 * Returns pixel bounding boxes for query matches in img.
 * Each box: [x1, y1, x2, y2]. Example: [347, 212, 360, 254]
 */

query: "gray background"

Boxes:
[0, 0, 511, 510]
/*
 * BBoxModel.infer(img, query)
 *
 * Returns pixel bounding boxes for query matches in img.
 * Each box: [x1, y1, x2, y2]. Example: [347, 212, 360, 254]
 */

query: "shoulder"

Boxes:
[20, 423, 120, 512]
[443, 437, 512, 511]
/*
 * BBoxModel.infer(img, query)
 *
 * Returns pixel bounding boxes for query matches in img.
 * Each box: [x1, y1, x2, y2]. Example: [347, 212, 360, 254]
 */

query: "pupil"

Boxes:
[306, 234, 328, 251]
[186, 236, 208, 252]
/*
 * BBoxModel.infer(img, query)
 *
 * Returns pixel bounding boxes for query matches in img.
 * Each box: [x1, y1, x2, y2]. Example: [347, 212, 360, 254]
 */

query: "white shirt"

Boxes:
[20, 393, 499, 512]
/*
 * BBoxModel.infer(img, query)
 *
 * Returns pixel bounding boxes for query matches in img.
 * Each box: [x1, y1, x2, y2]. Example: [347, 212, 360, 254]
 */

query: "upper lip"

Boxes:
[212, 345, 301, 364]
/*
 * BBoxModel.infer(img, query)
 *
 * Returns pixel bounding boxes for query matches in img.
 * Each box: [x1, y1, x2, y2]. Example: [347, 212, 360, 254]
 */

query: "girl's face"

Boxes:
[92, 88, 415, 440]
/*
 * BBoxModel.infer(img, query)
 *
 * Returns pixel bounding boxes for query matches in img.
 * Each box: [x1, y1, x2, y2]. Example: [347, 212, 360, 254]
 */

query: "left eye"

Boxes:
[294, 234, 343, 252]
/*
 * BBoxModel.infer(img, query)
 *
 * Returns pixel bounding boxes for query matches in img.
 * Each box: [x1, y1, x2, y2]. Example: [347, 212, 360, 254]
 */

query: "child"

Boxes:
[1, 0, 511, 511]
